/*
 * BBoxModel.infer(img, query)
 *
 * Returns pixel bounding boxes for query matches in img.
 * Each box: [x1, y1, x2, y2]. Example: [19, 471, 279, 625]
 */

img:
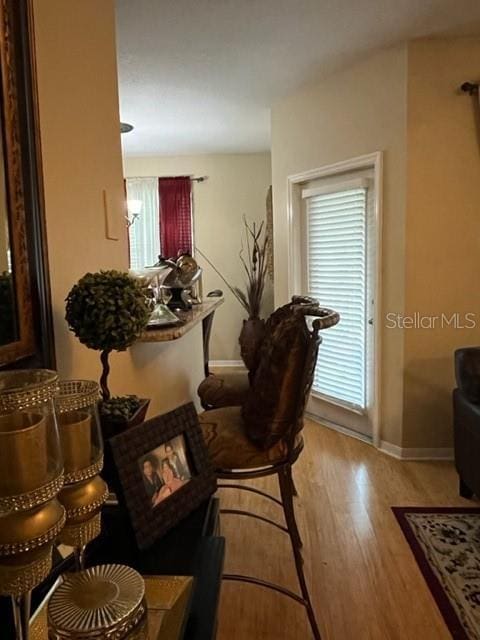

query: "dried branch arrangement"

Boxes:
[196, 217, 269, 319]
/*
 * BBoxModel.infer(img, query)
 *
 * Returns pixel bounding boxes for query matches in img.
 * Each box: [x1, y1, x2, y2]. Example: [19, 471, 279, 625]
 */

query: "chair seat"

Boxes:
[198, 406, 302, 470]
[198, 372, 250, 409]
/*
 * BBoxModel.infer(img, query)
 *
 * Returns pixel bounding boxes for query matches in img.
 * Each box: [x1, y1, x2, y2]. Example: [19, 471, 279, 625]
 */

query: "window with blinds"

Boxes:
[303, 179, 370, 411]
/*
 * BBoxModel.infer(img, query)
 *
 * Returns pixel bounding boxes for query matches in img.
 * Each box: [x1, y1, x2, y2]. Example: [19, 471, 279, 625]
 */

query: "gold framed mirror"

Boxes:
[0, 0, 34, 362]
[0, 0, 54, 368]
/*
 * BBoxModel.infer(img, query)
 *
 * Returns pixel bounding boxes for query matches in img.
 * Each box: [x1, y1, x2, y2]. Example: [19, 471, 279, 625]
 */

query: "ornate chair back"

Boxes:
[241, 296, 339, 457]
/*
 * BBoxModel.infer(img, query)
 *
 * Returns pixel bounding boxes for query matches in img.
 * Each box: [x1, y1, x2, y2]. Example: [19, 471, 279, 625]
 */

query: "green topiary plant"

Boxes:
[65, 270, 154, 401]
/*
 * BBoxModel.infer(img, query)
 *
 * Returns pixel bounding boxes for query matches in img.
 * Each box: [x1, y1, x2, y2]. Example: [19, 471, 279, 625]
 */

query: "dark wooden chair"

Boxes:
[198, 296, 339, 639]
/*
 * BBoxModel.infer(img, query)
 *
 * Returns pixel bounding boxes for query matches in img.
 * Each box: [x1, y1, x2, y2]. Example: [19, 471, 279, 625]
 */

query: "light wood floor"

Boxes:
[215, 419, 476, 640]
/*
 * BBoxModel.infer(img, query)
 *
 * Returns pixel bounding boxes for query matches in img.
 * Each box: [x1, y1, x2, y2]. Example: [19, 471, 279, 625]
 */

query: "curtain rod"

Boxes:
[461, 82, 479, 95]
[127, 175, 208, 182]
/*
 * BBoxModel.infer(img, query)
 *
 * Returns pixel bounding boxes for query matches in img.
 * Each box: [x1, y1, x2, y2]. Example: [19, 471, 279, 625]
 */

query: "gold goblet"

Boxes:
[55, 380, 108, 571]
[0, 369, 65, 640]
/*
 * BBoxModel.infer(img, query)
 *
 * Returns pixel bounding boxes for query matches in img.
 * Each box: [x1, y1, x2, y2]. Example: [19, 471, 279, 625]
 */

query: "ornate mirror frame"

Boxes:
[0, 0, 55, 369]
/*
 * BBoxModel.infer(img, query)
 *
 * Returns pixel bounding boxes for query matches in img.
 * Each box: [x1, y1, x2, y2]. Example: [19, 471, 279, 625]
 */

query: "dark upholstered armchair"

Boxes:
[197, 296, 339, 639]
[453, 347, 480, 499]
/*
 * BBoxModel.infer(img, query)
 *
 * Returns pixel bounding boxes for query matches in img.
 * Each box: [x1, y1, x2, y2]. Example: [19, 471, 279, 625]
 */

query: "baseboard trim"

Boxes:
[209, 360, 245, 368]
[379, 440, 454, 461]
[306, 412, 373, 446]
[306, 414, 454, 461]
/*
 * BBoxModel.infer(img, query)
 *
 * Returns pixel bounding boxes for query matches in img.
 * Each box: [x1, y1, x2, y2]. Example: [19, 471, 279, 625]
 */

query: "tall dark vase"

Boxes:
[239, 316, 265, 375]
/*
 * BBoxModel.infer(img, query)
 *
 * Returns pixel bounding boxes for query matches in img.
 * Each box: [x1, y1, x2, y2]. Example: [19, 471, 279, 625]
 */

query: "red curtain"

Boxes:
[159, 176, 192, 258]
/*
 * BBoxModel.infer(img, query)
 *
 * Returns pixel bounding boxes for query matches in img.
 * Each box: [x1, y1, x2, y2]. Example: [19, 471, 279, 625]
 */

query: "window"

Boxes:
[126, 176, 193, 269]
[126, 177, 160, 270]
[302, 176, 374, 411]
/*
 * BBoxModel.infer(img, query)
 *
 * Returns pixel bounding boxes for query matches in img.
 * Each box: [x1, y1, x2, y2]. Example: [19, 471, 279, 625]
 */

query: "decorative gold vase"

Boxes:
[0, 369, 65, 640]
[55, 380, 108, 569]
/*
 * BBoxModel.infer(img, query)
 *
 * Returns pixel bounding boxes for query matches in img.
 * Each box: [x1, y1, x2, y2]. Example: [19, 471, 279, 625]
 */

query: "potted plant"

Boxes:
[234, 218, 269, 373]
[196, 217, 269, 374]
[65, 270, 154, 438]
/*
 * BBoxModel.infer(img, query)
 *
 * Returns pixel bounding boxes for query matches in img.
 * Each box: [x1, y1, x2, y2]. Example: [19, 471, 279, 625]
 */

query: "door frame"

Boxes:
[286, 152, 383, 448]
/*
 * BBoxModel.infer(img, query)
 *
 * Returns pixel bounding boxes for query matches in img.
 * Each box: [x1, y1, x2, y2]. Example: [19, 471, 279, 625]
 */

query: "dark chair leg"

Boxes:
[460, 477, 474, 499]
[279, 466, 321, 640]
[291, 473, 299, 497]
[284, 468, 302, 548]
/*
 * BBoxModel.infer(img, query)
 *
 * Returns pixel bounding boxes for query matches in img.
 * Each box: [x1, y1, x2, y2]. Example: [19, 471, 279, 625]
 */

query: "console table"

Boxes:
[124, 298, 223, 417]
[2, 498, 225, 639]
[139, 298, 223, 344]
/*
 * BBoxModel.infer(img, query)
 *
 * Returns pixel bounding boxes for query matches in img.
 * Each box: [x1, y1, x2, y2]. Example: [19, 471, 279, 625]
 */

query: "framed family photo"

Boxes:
[139, 434, 191, 508]
[109, 402, 216, 549]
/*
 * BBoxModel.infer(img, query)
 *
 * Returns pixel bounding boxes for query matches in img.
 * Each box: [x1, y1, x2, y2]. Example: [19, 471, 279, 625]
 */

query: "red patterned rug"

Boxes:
[393, 507, 480, 639]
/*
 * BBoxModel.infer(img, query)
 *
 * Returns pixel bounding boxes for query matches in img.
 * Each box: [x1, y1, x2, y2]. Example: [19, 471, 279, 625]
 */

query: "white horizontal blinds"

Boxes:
[126, 177, 160, 269]
[304, 182, 368, 410]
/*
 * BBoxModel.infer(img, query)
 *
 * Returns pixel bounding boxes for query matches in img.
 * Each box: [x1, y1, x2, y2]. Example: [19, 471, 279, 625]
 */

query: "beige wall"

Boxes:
[271, 46, 408, 446]
[272, 38, 480, 450]
[124, 153, 273, 361]
[33, 0, 204, 415]
[402, 38, 480, 448]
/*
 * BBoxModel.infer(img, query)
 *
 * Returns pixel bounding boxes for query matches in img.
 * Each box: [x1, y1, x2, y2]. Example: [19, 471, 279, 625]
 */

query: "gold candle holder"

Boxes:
[0, 369, 65, 640]
[0, 412, 48, 496]
[58, 411, 92, 474]
[55, 380, 107, 570]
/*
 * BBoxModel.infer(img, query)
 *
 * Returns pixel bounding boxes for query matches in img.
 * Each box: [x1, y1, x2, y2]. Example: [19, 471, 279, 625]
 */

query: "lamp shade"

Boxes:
[127, 199, 142, 215]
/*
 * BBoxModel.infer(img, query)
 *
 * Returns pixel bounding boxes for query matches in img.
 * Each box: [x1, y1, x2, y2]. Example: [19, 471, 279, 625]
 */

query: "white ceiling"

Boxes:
[116, 0, 480, 157]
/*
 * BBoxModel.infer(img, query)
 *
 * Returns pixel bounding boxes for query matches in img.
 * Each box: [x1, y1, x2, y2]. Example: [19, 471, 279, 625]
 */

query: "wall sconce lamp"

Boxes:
[126, 199, 142, 228]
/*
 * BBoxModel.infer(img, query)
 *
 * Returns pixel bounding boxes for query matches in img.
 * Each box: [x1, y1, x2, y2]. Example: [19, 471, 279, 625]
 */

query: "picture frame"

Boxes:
[109, 402, 216, 550]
